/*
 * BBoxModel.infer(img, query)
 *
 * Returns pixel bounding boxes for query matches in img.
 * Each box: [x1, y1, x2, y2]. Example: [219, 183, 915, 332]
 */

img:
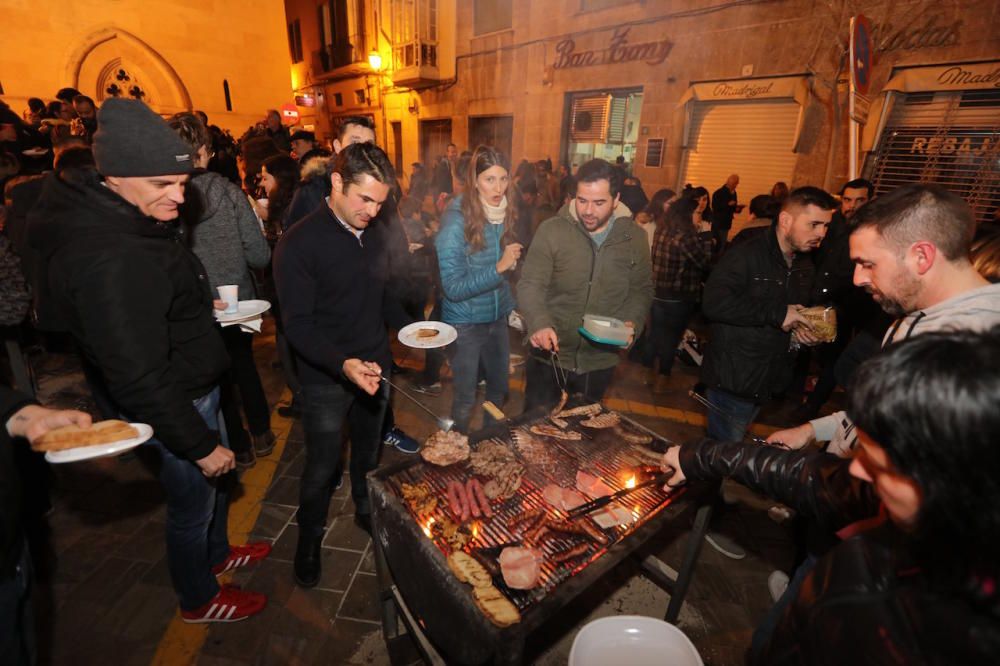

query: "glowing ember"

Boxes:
[625, 475, 636, 489]
[472, 522, 480, 539]
[632, 505, 641, 522]
[422, 516, 436, 538]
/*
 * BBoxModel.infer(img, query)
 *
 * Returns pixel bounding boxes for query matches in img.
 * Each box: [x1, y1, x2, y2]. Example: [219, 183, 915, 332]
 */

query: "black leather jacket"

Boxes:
[700, 227, 814, 400]
[679, 440, 1000, 664]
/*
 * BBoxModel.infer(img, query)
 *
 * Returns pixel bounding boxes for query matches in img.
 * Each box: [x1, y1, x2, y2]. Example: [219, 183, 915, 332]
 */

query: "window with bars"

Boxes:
[315, 0, 364, 71]
[866, 89, 1000, 225]
[287, 19, 303, 63]
[390, 0, 438, 70]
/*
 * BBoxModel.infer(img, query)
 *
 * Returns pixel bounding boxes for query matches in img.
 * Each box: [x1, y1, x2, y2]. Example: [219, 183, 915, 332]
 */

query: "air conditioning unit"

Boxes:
[570, 95, 612, 143]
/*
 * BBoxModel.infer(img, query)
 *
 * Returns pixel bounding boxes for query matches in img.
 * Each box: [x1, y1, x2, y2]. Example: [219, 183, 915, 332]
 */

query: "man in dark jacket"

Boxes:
[700, 186, 836, 440]
[710, 174, 740, 251]
[26, 99, 269, 623]
[2, 388, 91, 665]
[273, 143, 410, 588]
[663, 328, 1000, 665]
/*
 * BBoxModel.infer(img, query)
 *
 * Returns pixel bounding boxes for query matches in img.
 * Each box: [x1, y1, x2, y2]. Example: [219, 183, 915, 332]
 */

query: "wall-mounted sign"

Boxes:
[553, 27, 672, 70]
[871, 14, 962, 53]
[850, 92, 871, 124]
[884, 61, 1000, 93]
[679, 76, 810, 105]
[644, 138, 665, 168]
[294, 94, 316, 108]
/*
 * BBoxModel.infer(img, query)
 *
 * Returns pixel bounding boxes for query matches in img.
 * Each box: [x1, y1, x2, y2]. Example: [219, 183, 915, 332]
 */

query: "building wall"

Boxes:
[0, 0, 293, 134]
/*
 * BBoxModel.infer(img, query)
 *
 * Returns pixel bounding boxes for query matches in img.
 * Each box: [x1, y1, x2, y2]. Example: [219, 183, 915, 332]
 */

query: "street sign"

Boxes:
[850, 91, 871, 124]
[851, 14, 873, 96]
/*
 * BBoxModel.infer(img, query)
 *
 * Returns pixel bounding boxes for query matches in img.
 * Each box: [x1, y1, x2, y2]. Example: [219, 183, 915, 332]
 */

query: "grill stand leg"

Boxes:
[638, 502, 712, 624]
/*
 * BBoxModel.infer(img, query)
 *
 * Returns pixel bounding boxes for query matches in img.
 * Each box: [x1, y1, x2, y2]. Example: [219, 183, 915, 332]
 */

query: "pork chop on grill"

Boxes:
[529, 424, 582, 440]
[576, 470, 616, 498]
[499, 546, 543, 590]
[420, 430, 470, 466]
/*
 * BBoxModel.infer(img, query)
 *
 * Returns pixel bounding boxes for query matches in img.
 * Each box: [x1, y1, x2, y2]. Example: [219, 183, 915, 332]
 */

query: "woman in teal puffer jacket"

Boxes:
[435, 146, 523, 432]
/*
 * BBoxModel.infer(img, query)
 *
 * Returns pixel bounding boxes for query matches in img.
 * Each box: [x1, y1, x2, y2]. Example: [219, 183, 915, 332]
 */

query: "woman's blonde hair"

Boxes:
[971, 230, 1000, 283]
[460, 145, 517, 253]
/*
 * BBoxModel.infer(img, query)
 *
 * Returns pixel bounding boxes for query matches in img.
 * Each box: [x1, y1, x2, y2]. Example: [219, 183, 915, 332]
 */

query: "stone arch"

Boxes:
[65, 26, 192, 114]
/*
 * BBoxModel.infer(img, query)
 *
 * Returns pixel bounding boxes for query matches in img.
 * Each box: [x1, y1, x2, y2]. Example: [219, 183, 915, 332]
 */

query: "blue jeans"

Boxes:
[0, 541, 34, 666]
[140, 388, 231, 610]
[642, 300, 695, 375]
[449, 319, 510, 433]
[705, 387, 759, 442]
[298, 381, 388, 535]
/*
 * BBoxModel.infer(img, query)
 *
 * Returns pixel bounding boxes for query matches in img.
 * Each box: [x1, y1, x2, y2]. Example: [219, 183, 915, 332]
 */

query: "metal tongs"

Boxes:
[380, 374, 455, 432]
[687, 390, 787, 448]
[549, 349, 569, 394]
[567, 469, 678, 520]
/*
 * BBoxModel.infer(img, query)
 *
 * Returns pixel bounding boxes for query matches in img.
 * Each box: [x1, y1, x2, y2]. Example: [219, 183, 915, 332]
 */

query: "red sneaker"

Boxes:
[211, 541, 272, 576]
[180, 584, 267, 623]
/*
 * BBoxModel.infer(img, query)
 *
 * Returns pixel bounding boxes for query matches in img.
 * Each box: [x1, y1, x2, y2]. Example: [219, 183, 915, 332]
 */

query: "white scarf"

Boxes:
[480, 195, 508, 225]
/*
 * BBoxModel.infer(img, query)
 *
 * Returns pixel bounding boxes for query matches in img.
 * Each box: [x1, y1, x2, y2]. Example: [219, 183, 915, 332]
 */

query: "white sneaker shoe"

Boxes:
[768, 570, 789, 602]
[704, 531, 747, 559]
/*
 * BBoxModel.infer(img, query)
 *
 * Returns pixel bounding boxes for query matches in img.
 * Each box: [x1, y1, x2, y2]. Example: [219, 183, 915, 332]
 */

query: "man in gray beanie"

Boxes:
[27, 98, 270, 622]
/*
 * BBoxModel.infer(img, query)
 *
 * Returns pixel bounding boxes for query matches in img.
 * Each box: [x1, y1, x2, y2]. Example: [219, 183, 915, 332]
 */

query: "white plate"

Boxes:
[22, 148, 49, 157]
[569, 615, 703, 666]
[214, 299, 270, 323]
[45, 423, 154, 464]
[398, 321, 458, 349]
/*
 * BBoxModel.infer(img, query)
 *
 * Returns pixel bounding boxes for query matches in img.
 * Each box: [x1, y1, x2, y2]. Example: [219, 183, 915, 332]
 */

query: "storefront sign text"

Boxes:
[910, 136, 994, 156]
[871, 14, 962, 53]
[553, 27, 672, 70]
[711, 81, 775, 99]
[936, 66, 1000, 88]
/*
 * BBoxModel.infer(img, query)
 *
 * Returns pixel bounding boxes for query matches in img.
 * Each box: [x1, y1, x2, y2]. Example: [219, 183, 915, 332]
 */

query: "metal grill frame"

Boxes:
[369, 402, 713, 665]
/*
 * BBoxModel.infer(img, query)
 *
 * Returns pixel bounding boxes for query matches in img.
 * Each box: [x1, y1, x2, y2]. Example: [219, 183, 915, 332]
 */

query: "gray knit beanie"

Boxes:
[93, 98, 194, 177]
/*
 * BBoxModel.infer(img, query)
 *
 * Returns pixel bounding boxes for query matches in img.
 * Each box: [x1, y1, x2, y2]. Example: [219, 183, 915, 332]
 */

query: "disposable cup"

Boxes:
[217, 285, 239, 314]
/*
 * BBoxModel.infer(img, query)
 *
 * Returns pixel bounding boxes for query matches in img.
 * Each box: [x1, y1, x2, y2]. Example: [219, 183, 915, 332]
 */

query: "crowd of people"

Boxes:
[2, 87, 1000, 665]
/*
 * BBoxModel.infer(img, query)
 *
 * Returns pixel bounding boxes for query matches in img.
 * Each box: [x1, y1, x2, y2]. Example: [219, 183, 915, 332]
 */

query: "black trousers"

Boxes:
[523, 355, 615, 413]
[218, 326, 271, 454]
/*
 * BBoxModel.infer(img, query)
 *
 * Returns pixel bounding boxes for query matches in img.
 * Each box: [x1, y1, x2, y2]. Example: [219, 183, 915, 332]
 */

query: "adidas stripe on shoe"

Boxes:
[180, 584, 267, 623]
[211, 541, 272, 576]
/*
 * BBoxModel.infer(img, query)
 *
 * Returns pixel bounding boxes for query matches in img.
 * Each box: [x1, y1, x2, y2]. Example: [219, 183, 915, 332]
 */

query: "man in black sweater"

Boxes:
[274, 142, 410, 588]
[711, 173, 741, 252]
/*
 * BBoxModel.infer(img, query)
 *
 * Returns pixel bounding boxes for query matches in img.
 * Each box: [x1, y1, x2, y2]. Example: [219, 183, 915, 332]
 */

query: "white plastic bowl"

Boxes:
[568, 615, 703, 666]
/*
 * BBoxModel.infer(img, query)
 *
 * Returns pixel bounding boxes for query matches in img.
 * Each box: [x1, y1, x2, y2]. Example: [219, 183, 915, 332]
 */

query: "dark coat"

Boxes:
[700, 227, 814, 400]
[0, 388, 34, 579]
[26, 167, 228, 461]
[679, 439, 1000, 665]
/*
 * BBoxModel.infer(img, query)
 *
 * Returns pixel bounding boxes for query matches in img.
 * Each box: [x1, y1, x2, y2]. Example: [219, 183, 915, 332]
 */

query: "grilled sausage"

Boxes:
[507, 508, 544, 532]
[465, 479, 482, 518]
[575, 519, 610, 546]
[446, 481, 463, 518]
[526, 516, 550, 543]
[470, 479, 493, 517]
[553, 543, 590, 563]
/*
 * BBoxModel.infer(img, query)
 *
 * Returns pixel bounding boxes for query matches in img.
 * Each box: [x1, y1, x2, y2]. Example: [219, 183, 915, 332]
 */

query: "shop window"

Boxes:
[474, 0, 512, 36]
[287, 19, 303, 64]
[565, 89, 643, 170]
[390, 0, 438, 69]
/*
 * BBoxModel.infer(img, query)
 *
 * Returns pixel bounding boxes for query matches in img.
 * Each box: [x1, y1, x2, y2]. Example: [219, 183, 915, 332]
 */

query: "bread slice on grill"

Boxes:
[34, 419, 138, 451]
[472, 584, 521, 627]
[447, 551, 492, 588]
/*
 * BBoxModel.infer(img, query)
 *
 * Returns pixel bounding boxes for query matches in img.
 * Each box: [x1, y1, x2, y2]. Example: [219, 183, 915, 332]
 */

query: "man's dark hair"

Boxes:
[55, 87, 81, 103]
[517, 173, 538, 196]
[847, 327, 1000, 591]
[336, 115, 375, 141]
[54, 146, 95, 171]
[850, 184, 975, 261]
[168, 112, 211, 153]
[575, 159, 622, 198]
[749, 194, 779, 220]
[782, 186, 837, 213]
[72, 94, 95, 108]
[840, 178, 874, 198]
[330, 141, 395, 189]
[27, 98, 46, 114]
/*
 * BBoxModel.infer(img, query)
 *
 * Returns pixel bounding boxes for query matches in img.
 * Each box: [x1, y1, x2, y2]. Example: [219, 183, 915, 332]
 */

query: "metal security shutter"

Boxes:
[866, 90, 1000, 224]
[680, 99, 800, 205]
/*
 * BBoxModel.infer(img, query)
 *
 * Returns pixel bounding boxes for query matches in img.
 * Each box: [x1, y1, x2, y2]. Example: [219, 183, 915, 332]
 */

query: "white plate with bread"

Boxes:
[37, 420, 154, 464]
[398, 321, 458, 349]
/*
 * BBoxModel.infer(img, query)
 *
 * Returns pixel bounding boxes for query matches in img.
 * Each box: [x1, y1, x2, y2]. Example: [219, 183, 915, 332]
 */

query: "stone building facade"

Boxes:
[286, 0, 998, 223]
[0, 0, 293, 134]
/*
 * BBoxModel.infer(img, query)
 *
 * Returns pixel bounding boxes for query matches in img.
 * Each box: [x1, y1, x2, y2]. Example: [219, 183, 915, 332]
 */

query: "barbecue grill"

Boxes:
[369, 400, 712, 665]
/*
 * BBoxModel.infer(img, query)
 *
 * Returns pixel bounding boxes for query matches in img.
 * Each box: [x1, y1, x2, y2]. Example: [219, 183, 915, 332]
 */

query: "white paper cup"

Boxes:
[217, 285, 239, 314]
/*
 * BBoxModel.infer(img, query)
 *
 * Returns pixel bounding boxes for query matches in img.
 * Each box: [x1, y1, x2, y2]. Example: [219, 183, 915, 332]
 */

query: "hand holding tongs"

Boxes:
[687, 390, 787, 448]
[567, 470, 678, 520]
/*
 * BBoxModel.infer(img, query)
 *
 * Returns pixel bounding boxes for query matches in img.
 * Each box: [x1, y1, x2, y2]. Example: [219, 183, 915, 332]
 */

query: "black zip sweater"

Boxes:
[27, 167, 228, 461]
[273, 203, 411, 387]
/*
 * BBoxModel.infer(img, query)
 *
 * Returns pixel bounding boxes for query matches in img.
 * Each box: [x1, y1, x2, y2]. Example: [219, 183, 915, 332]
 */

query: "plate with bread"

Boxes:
[398, 321, 458, 349]
[36, 420, 154, 464]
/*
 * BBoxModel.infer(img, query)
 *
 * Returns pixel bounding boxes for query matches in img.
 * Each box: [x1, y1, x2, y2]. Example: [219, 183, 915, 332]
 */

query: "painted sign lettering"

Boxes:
[910, 136, 995, 155]
[871, 14, 962, 53]
[936, 66, 1000, 88]
[711, 82, 775, 99]
[553, 27, 672, 70]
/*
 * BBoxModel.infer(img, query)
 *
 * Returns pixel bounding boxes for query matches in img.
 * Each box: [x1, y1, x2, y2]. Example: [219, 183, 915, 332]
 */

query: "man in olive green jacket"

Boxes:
[518, 159, 653, 411]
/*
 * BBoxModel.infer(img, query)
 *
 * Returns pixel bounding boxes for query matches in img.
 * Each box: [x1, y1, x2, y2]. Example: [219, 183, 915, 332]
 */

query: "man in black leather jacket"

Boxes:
[663, 328, 1000, 664]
